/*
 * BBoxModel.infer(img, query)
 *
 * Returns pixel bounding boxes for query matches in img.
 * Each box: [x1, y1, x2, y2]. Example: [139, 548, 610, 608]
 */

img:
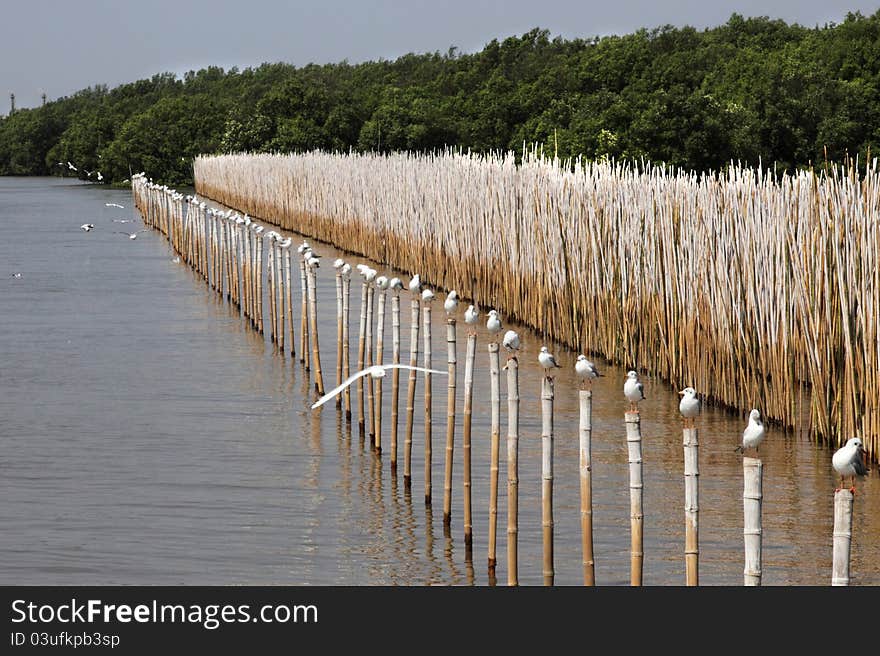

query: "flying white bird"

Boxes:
[11, 272, 22, 279]
[464, 304, 479, 326]
[502, 330, 520, 351]
[486, 309, 502, 335]
[80, 223, 95, 231]
[678, 387, 701, 427]
[105, 203, 125, 209]
[96, 172, 103, 181]
[538, 346, 561, 372]
[67, 161, 77, 171]
[575, 355, 602, 387]
[624, 370, 645, 411]
[832, 437, 869, 492]
[116, 230, 147, 240]
[311, 364, 446, 409]
[408, 274, 421, 293]
[444, 290, 459, 314]
[735, 409, 766, 455]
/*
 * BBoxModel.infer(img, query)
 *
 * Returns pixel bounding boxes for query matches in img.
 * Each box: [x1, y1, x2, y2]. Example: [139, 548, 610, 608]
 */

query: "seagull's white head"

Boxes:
[341, 263, 352, 276]
[627, 370, 639, 379]
[749, 409, 761, 423]
[298, 242, 310, 254]
[678, 387, 697, 397]
[577, 354, 587, 362]
[845, 437, 864, 451]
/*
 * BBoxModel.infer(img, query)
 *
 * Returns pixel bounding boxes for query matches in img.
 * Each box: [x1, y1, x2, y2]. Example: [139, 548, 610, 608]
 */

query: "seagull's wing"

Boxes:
[637, 382, 645, 399]
[383, 364, 447, 376]
[853, 451, 869, 476]
[311, 368, 374, 409]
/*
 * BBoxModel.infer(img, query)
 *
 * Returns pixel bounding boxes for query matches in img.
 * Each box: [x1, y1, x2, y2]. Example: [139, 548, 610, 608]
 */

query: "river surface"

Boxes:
[1, 176, 878, 585]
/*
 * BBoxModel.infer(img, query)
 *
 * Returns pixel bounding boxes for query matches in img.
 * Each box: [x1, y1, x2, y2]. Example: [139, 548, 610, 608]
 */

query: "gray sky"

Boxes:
[2, 0, 878, 110]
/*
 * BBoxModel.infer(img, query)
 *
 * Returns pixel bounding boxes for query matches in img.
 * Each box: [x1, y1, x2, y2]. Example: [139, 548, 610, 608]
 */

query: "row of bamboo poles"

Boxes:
[193, 150, 880, 463]
[131, 173, 860, 586]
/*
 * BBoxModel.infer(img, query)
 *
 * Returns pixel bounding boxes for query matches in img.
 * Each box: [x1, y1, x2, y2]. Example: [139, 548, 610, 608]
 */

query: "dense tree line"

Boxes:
[1, 12, 878, 185]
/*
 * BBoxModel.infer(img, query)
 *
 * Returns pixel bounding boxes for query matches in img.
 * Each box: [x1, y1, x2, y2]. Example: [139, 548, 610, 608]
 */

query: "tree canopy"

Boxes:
[1, 12, 879, 184]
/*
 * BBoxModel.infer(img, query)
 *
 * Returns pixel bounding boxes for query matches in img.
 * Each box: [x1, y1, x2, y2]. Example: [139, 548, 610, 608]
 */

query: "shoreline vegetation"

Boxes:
[193, 150, 879, 463]
[1, 12, 879, 184]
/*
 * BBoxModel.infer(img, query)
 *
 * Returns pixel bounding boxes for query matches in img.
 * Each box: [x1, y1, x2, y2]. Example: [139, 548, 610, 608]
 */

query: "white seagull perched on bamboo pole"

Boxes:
[678, 387, 701, 427]
[735, 409, 766, 455]
[376, 275, 389, 290]
[538, 346, 561, 373]
[624, 370, 645, 412]
[444, 290, 459, 314]
[388, 277, 403, 292]
[502, 330, 520, 352]
[575, 354, 602, 389]
[486, 309, 502, 336]
[464, 304, 479, 326]
[421, 288, 434, 302]
[312, 364, 446, 409]
[832, 437, 869, 492]
[408, 274, 421, 294]
[334, 258, 345, 270]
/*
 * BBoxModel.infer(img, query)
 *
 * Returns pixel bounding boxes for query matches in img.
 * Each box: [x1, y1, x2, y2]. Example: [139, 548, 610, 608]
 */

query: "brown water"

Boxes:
[1, 176, 878, 586]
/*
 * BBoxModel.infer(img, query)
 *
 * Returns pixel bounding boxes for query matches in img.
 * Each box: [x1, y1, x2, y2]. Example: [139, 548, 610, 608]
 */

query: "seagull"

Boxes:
[421, 288, 434, 302]
[502, 330, 520, 352]
[172, 256, 181, 263]
[486, 309, 502, 336]
[341, 263, 352, 277]
[388, 277, 403, 291]
[575, 355, 602, 388]
[116, 230, 147, 240]
[444, 290, 459, 314]
[11, 272, 22, 279]
[678, 387, 701, 427]
[333, 258, 345, 269]
[624, 370, 645, 411]
[80, 223, 95, 231]
[96, 172, 103, 181]
[362, 266, 376, 282]
[67, 161, 77, 171]
[105, 203, 125, 209]
[376, 275, 389, 290]
[464, 304, 479, 326]
[409, 274, 421, 293]
[735, 409, 766, 455]
[832, 437, 869, 492]
[311, 364, 446, 409]
[538, 346, 561, 373]
[297, 242, 310, 254]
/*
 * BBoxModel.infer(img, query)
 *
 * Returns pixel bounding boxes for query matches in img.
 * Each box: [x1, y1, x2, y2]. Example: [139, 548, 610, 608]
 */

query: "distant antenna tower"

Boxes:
[41, 93, 46, 106]
[9, 93, 15, 115]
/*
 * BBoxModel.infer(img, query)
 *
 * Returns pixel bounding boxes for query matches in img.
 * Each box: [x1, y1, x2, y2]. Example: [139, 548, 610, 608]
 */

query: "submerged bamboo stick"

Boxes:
[390, 280, 403, 470]
[342, 265, 352, 419]
[366, 281, 376, 445]
[743, 457, 763, 586]
[299, 246, 310, 368]
[462, 328, 477, 547]
[356, 273, 368, 438]
[335, 261, 344, 408]
[443, 315, 456, 527]
[579, 389, 595, 586]
[308, 259, 325, 395]
[832, 489, 854, 586]
[284, 243, 294, 358]
[403, 293, 420, 487]
[374, 277, 388, 453]
[684, 426, 699, 586]
[625, 411, 643, 586]
[487, 340, 501, 571]
[506, 354, 519, 586]
[423, 291, 434, 505]
[541, 374, 554, 586]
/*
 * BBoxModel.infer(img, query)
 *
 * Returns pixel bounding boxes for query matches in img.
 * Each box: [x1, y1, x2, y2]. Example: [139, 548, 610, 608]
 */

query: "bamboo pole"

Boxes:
[423, 291, 434, 506]
[541, 374, 554, 586]
[487, 340, 501, 571]
[275, 239, 284, 351]
[366, 281, 376, 445]
[462, 328, 477, 547]
[743, 456, 763, 586]
[579, 389, 595, 586]
[625, 410, 643, 586]
[267, 236, 276, 343]
[308, 259, 325, 395]
[443, 315, 456, 527]
[506, 354, 520, 586]
[284, 243, 294, 358]
[342, 265, 352, 419]
[335, 262, 344, 408]
[831, 489, 854, 586]
[390, 281, 403, 471]
[356, 274, 368, 438]
[299, 247, 310, 368]
[684, 426, 699, 586]
[255, 229, 264, 333]
[374, 278, 388, 453]
[403, 293, 420, 487]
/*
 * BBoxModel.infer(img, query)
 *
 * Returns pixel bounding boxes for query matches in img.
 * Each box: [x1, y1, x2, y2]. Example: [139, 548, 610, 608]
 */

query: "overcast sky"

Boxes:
[2, 0, 878, 110]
